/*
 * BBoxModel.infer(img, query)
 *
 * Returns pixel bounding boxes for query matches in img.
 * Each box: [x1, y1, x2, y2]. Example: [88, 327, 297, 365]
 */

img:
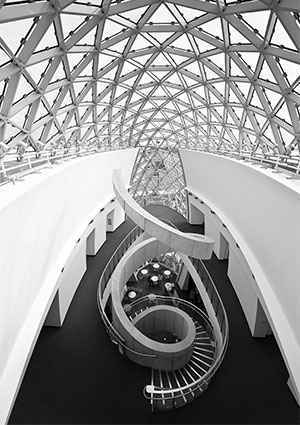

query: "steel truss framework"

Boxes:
[0, 0, 299, 214]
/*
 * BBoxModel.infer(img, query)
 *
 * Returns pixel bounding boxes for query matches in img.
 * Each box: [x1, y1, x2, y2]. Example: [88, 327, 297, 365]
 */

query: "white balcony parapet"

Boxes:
[113, 169, 214, 260]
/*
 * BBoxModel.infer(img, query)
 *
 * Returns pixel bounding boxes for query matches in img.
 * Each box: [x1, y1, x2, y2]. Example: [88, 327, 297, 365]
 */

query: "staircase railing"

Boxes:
[143, 258, 229, 411]
[128, 294, 215, 346]
[97, 225, 156, 359]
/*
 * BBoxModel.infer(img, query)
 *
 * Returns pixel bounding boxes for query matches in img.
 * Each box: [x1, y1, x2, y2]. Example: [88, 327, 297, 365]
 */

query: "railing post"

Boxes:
[0, 158, 7, 180]
[27, 152, 32, 170]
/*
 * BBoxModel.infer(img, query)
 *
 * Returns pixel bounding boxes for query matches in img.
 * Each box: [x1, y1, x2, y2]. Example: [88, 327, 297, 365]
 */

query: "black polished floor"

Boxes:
[9, 205, 299, 424]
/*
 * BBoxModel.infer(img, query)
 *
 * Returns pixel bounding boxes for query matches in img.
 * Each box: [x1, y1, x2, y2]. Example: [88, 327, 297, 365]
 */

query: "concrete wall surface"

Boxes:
[0, 148, 138, 425]
[180, 149, 300, 402]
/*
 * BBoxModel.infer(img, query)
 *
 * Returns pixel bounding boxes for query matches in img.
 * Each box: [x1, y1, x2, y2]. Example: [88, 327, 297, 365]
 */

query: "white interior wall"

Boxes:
[180, 149, 300, 403]
[0, 148, 138, 425]
[227, 247, 261, 334]
[205, 216, 229, 260]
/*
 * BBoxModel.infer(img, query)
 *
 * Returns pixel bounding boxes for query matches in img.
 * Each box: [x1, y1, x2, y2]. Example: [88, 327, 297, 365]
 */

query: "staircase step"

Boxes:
[189, 358, 208, 375]
[193, 346, 215, 355]
[192, 351, 215, 363]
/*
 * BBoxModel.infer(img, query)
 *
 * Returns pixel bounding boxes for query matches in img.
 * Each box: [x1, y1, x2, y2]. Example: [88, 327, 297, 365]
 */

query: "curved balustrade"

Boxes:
[113, 169, 214, 260]
[143, 260, 229, 411]
[0, 146, 126, 185]
[129, 295, 215, 346]
[97, 225, 156, 360]
[187, 147, 300, 179]
[97, 212, 229, 411]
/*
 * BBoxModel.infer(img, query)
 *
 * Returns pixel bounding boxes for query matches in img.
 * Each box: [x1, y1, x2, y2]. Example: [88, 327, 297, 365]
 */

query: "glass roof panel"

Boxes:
[0, 0, 298, 215]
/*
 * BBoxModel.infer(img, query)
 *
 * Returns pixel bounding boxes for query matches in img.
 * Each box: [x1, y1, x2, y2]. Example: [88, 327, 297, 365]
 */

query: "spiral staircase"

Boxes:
[147, 318, 216, 411]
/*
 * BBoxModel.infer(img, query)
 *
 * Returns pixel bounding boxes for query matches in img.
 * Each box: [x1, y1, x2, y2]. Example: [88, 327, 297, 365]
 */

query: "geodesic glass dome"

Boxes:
[0, 0, 299, 215]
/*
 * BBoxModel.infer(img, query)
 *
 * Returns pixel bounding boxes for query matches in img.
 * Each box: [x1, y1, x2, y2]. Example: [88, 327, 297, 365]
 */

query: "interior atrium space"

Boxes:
[0, 0, 299, 424]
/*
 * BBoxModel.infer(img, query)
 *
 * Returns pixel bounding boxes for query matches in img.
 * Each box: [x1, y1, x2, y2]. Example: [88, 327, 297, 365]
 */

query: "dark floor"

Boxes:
[9, 206, 299, 424]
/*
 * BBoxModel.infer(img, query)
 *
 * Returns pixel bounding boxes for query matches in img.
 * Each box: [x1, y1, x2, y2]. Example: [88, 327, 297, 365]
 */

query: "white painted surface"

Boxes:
[189, 203, 204, 224]
[205, 215, 229, 260]
[0, 148, 138, 425]
[227, 247, 259, 334]
[59, 241, 87, 324]
[113, 169, 215, 259]
[180, 149, 300, 401]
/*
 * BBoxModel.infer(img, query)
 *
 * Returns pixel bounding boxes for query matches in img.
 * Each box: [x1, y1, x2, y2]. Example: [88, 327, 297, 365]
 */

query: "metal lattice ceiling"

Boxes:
[0, 0, 299, 214]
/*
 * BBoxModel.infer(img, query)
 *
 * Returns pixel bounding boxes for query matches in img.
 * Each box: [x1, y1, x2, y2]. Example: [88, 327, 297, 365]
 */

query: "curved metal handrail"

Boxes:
[96, 214, 229, 410]
[129, 294, 215, 344]
[191, 147, 300, 179]
[142, 259, 229, 409]
[0, 146, 126, 186]
[97, 225, 156, 359]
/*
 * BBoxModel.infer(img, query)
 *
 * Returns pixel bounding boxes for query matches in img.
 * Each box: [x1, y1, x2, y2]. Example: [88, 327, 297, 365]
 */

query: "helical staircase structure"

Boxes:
[97, 170, 229, 411]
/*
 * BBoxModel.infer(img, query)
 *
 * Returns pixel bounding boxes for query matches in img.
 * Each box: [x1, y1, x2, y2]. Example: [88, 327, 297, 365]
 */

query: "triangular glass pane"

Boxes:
[177, 5, 206, 22]
[13, 74, 34, 104]
[278, 126, 294, 145]
[130, 35, 153, 51]
[213, 81, 225, 98]
[239, 52, 260, 71]
[34, 23, 58, 52]
[0, 18, 33, 54]
[228, 87, 240, 103]
[149, 4, 176, 24]
[44, 89, 60, 108]
[50, 60, 67, 82]
[68, 52, 85, 71]
[278, 59, 299, 85]
[258, 59, 277, 83]
[182, 74, 198, 87]
[169, 53, 188, 66]
[61, 89, 73, 107]
[170, 34, 191, 50]
[241, 11, 270, 38]
[236, 82, 250, 99]
[5, 123, 21, 140]
[78, 26, 97, 45]
[270, 18, 296, 50]
[204, 63, 221, 79]
[27, 62, 48, 85]
[102, 19, 125, 40]
[151, 53, 171, 66]
[55, 111, 67, 127]
[211, 53, 225, 71]
[229, 23, 250, 44]
[121, 6, 148, 24]
[150, 32, 173, 45]
[98, 53, 115, 70]
[276, 102, 291, 124]
[200, 17, 223, 40]
[250, 90, 263, 109]
[230, 58, 245, 77]
[264, 89, 282, 109]
[108, 38, 128, 54]
[10, 106, 28, 128]
[193, 36, 214, 53]
[61, 14, 86, 39]
[254, 112, 266, 127]
[0, 46, 11, 65]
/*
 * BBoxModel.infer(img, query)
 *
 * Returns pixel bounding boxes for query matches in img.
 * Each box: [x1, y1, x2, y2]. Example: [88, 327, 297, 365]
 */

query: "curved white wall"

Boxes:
[180, 149, 300, 401]
[0, 148, 138, 425]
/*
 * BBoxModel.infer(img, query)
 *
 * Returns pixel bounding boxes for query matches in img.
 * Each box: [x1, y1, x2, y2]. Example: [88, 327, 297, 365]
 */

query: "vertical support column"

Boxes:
[228, 247, 271, 338]
[205, 215, 229, 260]
[106, 200, 125, 232]
[86, 214, 106, 256]
[44, 241, 87, 327]
[188, 202, 204, 224]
